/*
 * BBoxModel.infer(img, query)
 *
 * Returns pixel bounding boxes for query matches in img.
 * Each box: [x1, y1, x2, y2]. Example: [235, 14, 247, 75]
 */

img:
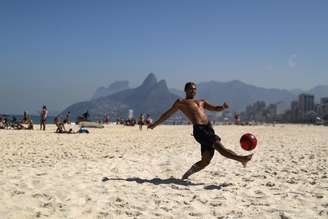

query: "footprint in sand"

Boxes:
[160, 206, 171, 212]
[253, 190, 267, 198]
[313, 193, 324, 199]
[265, 181, 275, 187]
[11, 189, 25, 196]
[318, 210, 328, 216]
[286, 178, 298, 184]
[204, 182, 233, 190]
[242, 177, 255, 182]
[209, 201, 222, 207]
[170, 185, 190, 191]
[322, 203, 328, 208]
[40, 201, 53, 208]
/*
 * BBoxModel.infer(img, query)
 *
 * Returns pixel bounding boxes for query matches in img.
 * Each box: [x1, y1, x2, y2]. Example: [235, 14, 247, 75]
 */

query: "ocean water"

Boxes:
[30, 115, 56, 124]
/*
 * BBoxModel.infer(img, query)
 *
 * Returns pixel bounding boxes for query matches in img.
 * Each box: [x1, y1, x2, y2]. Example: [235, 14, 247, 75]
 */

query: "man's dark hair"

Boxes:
[184, 82, 196, 92]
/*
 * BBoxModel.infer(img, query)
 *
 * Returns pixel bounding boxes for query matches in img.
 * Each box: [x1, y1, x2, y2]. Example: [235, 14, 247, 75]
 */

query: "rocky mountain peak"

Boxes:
[140, 73, 157, 89]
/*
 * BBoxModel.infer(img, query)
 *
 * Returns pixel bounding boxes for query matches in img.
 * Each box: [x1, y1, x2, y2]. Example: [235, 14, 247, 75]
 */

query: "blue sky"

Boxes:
[0, 0, 327, 114]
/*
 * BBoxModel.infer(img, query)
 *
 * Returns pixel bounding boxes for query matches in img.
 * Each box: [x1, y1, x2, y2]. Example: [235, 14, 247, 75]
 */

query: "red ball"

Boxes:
[240, 133, 257, 151]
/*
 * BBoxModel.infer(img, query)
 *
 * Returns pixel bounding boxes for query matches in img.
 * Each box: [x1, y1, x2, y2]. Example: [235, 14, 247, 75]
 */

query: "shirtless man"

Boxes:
[40, 105, 48, 130]
[148, 82, 253, 180]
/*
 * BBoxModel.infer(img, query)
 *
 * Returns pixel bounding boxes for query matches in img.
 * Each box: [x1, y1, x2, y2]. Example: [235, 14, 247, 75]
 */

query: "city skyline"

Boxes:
[1, 0, 327, 114]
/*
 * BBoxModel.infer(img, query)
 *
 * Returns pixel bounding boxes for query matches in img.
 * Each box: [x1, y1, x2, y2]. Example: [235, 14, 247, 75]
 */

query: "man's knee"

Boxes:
[200, 156, 212, 167]
[194, 161, 209, 171]
[202, 159, 211, 167]
[213, 141, 225, 151]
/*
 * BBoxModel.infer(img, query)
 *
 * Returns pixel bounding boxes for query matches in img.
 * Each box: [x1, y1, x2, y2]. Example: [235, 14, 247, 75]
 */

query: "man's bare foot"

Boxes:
[241, 154, 253, 168]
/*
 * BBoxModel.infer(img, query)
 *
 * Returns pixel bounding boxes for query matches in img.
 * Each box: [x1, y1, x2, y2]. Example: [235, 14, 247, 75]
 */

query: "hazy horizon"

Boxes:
[1, 1, 327, 114]
[1, 75, 325, 115]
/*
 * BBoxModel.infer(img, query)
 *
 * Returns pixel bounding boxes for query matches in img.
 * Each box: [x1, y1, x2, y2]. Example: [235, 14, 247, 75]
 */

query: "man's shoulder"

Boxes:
[172, 98, 182, 106]
[174, 98, 184, 103]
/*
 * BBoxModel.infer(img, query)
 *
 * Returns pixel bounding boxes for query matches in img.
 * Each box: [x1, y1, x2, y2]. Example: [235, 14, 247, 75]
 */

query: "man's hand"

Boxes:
[223, 101, 229, 109]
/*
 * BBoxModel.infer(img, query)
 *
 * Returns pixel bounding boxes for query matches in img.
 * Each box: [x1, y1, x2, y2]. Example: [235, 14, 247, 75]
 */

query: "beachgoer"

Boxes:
[234, 112, 241, 125]
[40, 105, 48, 130]
[55, 117, 85, 134]
[26, 118, 34, 130]
[145, 114, 153, 126]
[0, 116, 4, 129]
[148, 82, 253, 179]
[23, 111, 28, 124]
[104, 113, 110, 124]
[138, 113, 145, 130]
[54, 116, 66, 133]
[78, 127, 89, 134]
[64, 111, 71, 124]
[83, 111, 89, 120]
[3, 117, 9, 129]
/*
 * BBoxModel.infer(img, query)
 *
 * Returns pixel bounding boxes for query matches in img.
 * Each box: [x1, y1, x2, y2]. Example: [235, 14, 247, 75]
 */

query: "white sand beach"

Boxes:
[0, 124, 327, 219]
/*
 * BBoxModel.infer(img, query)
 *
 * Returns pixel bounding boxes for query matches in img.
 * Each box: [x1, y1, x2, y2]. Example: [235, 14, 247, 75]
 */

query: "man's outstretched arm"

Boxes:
[203, 100, 229, 112]
[148, 99, 179, 129]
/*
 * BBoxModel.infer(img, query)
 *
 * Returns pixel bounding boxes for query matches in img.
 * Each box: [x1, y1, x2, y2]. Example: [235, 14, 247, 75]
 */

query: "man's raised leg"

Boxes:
[213, 141, 253, 167]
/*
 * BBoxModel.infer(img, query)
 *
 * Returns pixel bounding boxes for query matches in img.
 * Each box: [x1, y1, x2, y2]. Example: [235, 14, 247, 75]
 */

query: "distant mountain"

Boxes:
[92, 81, 129, 99]
[169, 80, 296, 113]
[284, 85, 328, 103]
[170, 88, 184, 97]
[290, 88, 304, 96]
[59, 73, 328, 121]
[308, 85, 328, 101]
[59, 73, 180, 120]
[195, 80, 296, 112]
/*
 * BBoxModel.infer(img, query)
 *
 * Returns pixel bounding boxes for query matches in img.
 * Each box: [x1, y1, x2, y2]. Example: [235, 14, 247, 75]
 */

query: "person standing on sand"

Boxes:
[148, 82, 253, 180]
[64, 111, 71, 124]
[40, 105, 48, 131]
[23, 111, 29, 124]
[138, 113, 145, 131]
[145, 114, 153, 126]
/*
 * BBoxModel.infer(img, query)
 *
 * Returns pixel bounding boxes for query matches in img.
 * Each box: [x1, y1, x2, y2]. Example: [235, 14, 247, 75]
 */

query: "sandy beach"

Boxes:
[0, 124, 327, 219]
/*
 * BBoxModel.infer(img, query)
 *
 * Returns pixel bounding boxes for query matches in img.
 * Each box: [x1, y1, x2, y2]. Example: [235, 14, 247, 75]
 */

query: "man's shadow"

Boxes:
[102, 176, 204, 186]
[102, 176, 233, 190]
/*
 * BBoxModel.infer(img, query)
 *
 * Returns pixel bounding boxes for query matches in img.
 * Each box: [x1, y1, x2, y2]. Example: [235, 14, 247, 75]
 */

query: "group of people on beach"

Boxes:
[114, 114, 153, 129]
[0, 106, 71, 132]
[0, 111, 34, 130]
[138, 113, 153, 130]
[53, 113, 90, 134]
[41, 107, 74, 133]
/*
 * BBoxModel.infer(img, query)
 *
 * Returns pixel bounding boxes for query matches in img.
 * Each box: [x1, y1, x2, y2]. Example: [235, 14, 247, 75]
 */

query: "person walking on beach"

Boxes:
[138, 113, 145, 131]
[148, 82, 253, 179]
[40, 105, 48, 130]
